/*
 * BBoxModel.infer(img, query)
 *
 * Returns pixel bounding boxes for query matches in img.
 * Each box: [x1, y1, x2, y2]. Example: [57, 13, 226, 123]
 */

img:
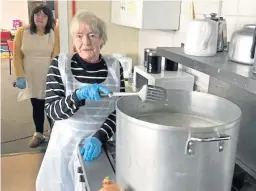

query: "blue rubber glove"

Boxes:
[76, 83, 110, 101]
[15, 77, 26, 89]
[81, 137, 102, 161]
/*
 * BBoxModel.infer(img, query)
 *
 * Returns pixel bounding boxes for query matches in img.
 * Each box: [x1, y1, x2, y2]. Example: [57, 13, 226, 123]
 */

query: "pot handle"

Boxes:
[185, 134, 231, 155]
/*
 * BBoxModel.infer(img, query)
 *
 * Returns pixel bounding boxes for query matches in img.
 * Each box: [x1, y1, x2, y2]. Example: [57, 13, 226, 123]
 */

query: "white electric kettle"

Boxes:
[184, 17, 218, 56]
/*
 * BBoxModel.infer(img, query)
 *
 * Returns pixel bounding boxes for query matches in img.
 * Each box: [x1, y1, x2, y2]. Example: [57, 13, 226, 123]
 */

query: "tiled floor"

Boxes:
[1, 153, 44, 191]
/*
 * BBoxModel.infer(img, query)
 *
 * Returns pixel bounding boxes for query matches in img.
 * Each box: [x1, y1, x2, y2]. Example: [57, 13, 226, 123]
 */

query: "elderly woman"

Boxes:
[36, 11, 125, 191]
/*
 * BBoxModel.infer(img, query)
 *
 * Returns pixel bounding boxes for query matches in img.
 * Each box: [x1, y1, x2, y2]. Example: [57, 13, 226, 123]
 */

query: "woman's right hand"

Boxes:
[76, 83, 110, 101]
[15, 77, 26, 89]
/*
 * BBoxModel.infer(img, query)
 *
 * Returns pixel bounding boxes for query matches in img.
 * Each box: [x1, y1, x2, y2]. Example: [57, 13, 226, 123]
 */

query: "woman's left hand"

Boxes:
[81, 137, 102, 161]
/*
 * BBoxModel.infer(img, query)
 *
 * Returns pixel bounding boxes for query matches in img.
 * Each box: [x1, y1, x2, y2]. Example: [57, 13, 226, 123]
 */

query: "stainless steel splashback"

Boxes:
[208, 77, 256, 179]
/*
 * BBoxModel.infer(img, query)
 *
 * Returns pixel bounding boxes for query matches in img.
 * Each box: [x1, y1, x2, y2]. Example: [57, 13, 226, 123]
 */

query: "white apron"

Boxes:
[18, 28, 54, 101]
[36, 53, 120, 191]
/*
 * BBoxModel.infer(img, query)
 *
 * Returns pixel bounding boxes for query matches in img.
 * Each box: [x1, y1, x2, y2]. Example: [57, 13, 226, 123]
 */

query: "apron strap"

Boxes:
[48, 29, 55, 46]
[58, 53, 74, 96]
[102, 55, 121, 89]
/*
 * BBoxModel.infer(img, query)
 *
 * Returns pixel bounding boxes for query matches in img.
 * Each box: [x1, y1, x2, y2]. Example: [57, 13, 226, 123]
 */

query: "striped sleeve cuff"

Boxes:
[93, 112, 116, 143]
[72, 90, 85, 108]
[93, 129, 109, 144]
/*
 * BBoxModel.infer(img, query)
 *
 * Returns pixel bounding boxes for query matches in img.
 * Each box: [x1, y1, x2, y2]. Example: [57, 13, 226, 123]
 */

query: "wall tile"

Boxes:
[172, 32, 187, 47]
[235, 16, 256, 30]
[181, 1, 191, 14]
[195, 14, 209, 19]
[193, 0, 220, 15]
[225, 16, 237, 25]
[179, 14, 192, 33]
[225, 16, 237, 41]
[237, 0, 256, 16]
[138, 30, 174, 64]
[222, 0, 239, 16]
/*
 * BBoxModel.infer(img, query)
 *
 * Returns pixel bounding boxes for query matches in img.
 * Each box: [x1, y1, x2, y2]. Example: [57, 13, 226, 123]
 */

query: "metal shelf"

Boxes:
[157, 47, 256, 95]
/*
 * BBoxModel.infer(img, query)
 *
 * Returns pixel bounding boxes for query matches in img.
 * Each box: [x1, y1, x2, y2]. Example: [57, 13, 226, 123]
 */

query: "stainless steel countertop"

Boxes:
[78, 146, 115, 191]
[157, 47, 256, 95]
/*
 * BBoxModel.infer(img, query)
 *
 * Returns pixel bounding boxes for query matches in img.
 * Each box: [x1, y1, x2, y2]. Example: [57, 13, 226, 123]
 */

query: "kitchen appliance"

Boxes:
[163, 58, 179, 71]
[100, 84, 167, 103]
[208, 13, 228, 52]
[147, 51, 161, 74]
[144, 48, 156, 67]
[133, 65, 194, 91]
[116, 90, 242, 191]
[228, 24, 256, 65]
[184, 17, 218, 56]
[112, 53, 133, 79]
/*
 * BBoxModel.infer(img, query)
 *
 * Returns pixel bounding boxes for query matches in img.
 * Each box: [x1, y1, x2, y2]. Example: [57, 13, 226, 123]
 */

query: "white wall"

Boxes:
[71, 1, 139, 63]
[58, 0, 70, 54]
[0, 0, 29, 30]
[138, 0, 256, 65]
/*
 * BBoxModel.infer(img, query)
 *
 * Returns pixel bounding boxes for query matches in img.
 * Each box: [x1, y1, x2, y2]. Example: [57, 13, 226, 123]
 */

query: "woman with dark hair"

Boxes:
[13, 5, 60, 148]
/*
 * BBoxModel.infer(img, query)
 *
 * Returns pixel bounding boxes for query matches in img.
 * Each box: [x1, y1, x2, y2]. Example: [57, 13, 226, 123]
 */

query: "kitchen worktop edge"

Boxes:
[157, 47, 256, 95]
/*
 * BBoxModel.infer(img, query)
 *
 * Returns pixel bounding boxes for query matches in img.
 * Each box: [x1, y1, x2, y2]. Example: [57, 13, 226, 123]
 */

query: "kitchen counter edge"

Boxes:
[157, 47, 256, 95]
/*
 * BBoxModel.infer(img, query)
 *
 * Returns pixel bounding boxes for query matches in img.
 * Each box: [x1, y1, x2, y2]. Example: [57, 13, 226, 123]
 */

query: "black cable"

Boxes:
[1, 129, 50, 144]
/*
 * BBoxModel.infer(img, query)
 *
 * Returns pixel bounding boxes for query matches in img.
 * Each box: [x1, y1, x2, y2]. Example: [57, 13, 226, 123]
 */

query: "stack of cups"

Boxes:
[144, 48, 162, 74]
[144, 48, 179, 73]
[144, 48, 156, 68]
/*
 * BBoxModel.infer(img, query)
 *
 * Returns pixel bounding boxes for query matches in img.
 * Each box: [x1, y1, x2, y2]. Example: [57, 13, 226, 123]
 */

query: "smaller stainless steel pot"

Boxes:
[228, 24, 256, 65]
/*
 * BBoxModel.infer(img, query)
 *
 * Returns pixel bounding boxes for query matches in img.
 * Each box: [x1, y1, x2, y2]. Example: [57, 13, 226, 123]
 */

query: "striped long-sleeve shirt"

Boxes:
[45, 53, 125, 143]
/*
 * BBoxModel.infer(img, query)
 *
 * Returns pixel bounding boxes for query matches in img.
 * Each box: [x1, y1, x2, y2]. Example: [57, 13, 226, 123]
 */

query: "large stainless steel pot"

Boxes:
[228, 24, 256, 65]
[116, 90, 242, 191]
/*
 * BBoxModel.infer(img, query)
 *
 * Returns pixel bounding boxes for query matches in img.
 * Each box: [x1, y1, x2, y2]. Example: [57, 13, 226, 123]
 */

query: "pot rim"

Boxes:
[116, 90, 242, 133]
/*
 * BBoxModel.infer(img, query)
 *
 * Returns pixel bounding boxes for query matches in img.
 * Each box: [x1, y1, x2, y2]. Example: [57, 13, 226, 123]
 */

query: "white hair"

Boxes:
[70, 11, 107, 48]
